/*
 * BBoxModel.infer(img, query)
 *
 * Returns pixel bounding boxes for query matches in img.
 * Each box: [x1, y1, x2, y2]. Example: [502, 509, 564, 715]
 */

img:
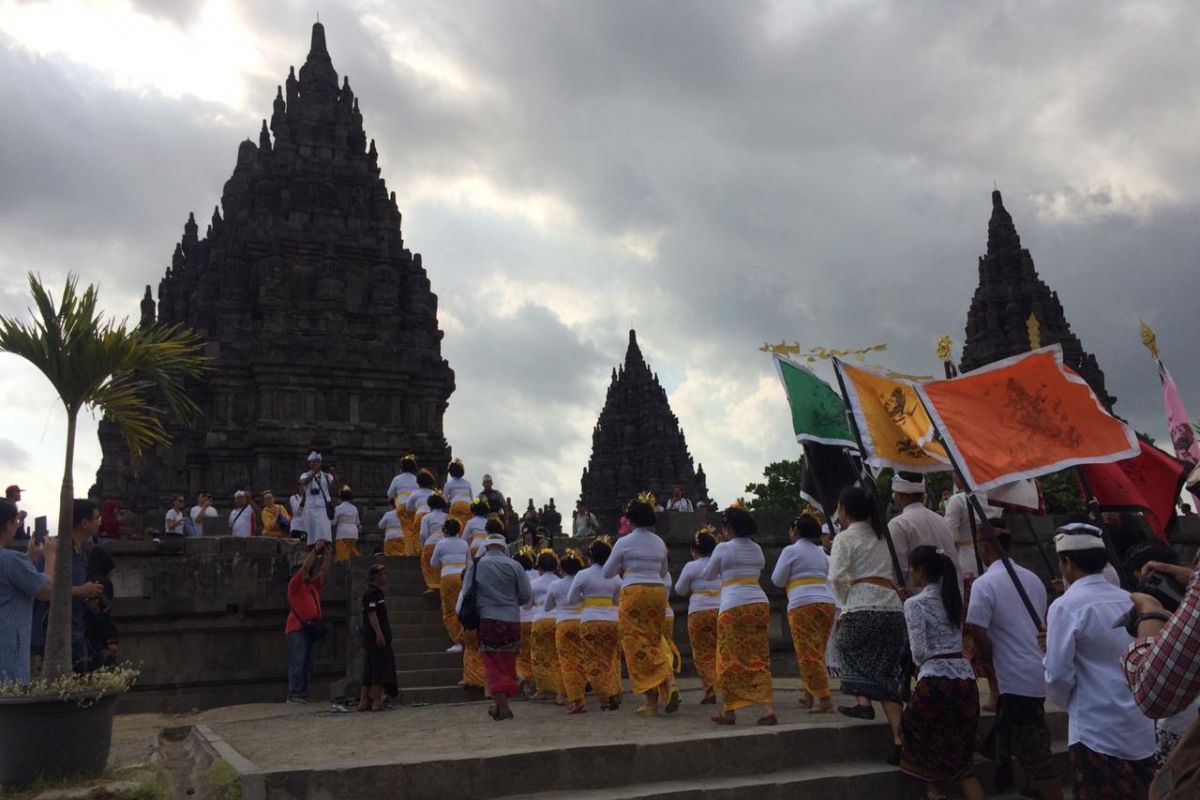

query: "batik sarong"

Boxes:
[449, 500, 472, 533]
[383, 537, 405, 557]
[900, 676, 980, 782]
[580, 620, 622, 700]
[618, 584, 673, 696]
[517, 621, 534, 682]
[836, 609, 910, 703]
[531, 618, 563, 693]
[716, 602, 772, 711]
[439, 572, 464, 644]
[462, 628, 486, 688]
[1068, 743, 1154, 800]
[420, 542, 441, 590]
[335, 539, 360, 563]
[405, 511, 425, 556]
[661, 615, 682, 673]
[788, 602, 835, 699]
[556, 620, 586, 704]
[687, 609, 719, 694]
[479, 618, 521, 696]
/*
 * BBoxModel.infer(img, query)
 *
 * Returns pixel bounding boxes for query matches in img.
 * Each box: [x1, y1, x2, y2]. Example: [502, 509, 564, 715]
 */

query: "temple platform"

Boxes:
[149, 680, 1068, 800]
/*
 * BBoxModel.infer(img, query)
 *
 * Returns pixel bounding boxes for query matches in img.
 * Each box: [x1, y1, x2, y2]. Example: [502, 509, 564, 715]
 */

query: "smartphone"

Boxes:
[34, 516, 48, 544]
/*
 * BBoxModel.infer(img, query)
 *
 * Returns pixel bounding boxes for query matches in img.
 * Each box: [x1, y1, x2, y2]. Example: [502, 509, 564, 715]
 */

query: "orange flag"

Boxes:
[833, 360, 949, 473]
[916, 346, 1139, 491]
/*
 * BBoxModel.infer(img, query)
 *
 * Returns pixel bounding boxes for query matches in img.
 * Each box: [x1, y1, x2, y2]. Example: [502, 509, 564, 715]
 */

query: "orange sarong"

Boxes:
[449, 500, 472, 533]
[661, 614, 682, 674]
[335, 539, 359, 562]
[420, 541, 441, 590]
[531, 618, 563, 693]
[717, 602, 773, 711]
[788, 603, 835, 699]
[439, 572, 464, 644]
[687, 609, 719, 694]
[517, 621, 534, 682]
[404, 511, 425, 557]
[383, 537, 405, 557]
[556, 620, 586, 704]
[618, 584, 673, 696]
[462, 628, 486, 688]
[581, 620, 622, 700]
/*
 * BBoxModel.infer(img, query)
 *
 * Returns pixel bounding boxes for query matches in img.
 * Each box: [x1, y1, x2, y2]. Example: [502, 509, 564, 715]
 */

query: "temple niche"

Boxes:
[960, 190, 1115, 409]
[93, 23, 455, 510]
[580, 330, 712, 528]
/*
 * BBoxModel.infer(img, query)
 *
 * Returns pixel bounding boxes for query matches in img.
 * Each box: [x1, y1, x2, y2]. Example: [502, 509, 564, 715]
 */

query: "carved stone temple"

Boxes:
[580, 331, 711, 526]
[94, 23, 455, 510]
[960, 190, 1115, 408]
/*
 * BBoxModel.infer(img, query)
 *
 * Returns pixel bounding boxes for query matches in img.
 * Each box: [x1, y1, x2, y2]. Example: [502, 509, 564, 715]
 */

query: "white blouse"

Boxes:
[771, 539, 836, 610]
[443, 477, 473, 504]
[378, 509, 403, 540]
[387, 472, 418, 503]
[529, 571, 559, 623]
[430, 537, 470, 577]
[904, 584, 975, 681]
[603, 528, 668, 587]
[406, 488, 433, 514]
[828, 521, 903, 614]
[520, 569, 539, 623]
[333, 501, 360, 540]
[675, 557, 722, 614]
[545, 574, 582, 623]
[701, 538, 768, 613]
[420, 509, 447, 546]
[567, 564, 622, 623]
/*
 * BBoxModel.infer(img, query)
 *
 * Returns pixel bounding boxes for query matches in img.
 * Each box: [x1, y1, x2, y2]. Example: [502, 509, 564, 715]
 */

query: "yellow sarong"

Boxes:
[661, 614, 682, 674]
[420, 542, 441, 590]
[398, 505, 416, 550]
[788, 603, 835, 699]
[439, 572, 464, 644]
[462, 629, 485, 688]
[531, 618, 563, 693]
[556, 620, 586, 704]
[581, 619, 622, 700]
[449, 500, 472, 532]
[687, 609, 719, 694]
[335, 539, 359, 562]
[383, 537, 406, 557]
[716, 602, 773, 711]
[517, 621, 534, 682]
[405, 511, 425, 557]
[618, 583, 673, 696]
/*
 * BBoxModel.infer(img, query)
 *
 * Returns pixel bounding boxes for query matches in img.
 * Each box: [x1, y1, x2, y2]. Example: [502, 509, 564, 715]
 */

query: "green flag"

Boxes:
[772, 354, 858, 448]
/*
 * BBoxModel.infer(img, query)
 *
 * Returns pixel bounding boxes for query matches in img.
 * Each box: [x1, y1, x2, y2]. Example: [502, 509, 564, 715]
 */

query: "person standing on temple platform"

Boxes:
[772, 514, 836, 714]
[358, 563, 396, 711]
[443, 459, 473, 533]
[545, 550, 586, 714]
[542, 500, 563, 540]
[569, 537, 624, 711]
[478, 475, 506, 529]
[288, 484, 306, 542]
[666, 486, 693, 513]
[98, 499, 122, 540]
[419, 494, 449, 594]
[228, 490, 258, 538]
[965, 523, 1061, 800]
[1044, 523, 1156, 800]
[521, 503, 541, 547]
[404, 470, 436, 557]
[285, 540, 333, 703]
[164, 494, 187, 535]
[299, 453, 336, 548]
[899, 546, 986, 800]
[675, 527, 721, 705]
[260, 491, 291, 538]
[190, 491, 217, 536]
[5, 485, 27, 539]
[333, 486, 360, 562]
[829, 486, 908, 763]
[889, 473, 961, 596]
[529, 549, 564, 704]
[572, 500, 600, 539]
[703, 503, 775, 726]
[431, 518, 469, 655]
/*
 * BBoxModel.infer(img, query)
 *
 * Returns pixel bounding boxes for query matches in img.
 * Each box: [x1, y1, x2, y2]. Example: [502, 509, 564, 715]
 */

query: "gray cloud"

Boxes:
[0, 437, 32, 469]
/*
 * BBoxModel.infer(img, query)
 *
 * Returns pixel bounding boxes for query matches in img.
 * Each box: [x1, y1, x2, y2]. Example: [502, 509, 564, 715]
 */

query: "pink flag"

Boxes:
[1161, 364, 1200, 466]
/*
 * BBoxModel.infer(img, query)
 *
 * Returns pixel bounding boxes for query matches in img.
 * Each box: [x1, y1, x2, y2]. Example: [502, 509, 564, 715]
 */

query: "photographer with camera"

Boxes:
[298, 452, 337, 548]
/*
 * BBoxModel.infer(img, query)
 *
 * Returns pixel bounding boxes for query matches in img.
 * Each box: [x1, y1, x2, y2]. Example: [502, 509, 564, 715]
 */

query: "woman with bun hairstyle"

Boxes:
[675, 526, 721, 705]
[568, 537, 624, 711]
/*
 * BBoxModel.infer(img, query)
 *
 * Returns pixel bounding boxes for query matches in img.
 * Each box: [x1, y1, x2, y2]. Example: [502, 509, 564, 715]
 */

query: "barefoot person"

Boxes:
[569, 537, 624, 711]
[675, 527, 721, 705]
[772, 514, 836, 714]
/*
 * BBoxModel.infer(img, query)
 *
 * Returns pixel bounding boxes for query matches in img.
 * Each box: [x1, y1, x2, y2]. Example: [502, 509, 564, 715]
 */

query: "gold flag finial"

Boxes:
[935, 335, 952, 363]
[1026, 313, 1041, 350]
[1139, 319, 1160, 360]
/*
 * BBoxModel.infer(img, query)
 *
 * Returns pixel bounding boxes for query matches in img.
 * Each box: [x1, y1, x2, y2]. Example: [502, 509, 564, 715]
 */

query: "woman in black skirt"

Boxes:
[900, 545, 985, 800]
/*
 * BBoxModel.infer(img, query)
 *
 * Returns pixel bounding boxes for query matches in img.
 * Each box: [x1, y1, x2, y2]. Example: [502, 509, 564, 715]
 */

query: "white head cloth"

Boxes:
[892, 475, 925, 494]
[234, 490, 246, 499]
[307, 451, 322, 463]
[485, 533, 507, 548]
[1053, 522, 1106, 553]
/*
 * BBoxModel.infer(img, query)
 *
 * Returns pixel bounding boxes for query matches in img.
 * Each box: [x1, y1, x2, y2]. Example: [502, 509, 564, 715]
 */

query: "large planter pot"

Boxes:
[0, 690, 121, 788]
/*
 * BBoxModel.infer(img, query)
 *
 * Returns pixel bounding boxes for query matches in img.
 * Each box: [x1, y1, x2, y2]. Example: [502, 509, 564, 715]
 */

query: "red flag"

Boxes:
[1078, 440, 1189, 542]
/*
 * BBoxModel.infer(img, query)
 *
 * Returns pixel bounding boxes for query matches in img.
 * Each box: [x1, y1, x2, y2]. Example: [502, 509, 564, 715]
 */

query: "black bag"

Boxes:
[458, 559, 481, 631]
[318, 474, 336, 522]
[303, 618, 328, 642]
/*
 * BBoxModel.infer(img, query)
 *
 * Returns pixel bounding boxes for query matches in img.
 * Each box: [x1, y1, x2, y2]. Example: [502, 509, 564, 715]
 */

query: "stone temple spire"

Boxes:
[580, 330, 711, 527]
[960, 190, 1115, 408]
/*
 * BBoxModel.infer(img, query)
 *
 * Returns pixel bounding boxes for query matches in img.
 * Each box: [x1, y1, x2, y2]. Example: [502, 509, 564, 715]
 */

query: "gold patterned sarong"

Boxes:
[717, 602, 773, 711]
[439, 572, 464, 644]
[449, 500, 472, 533]
[383, 537, 405, 557]
[687, 609, 719, 694]
[517, 621, 534, 682]
[618, 584, 673, 696]
[788, 603, 835, 699]
[335, 539, 359, 562]
[405, 511, 425, 556]
[398, 505, 416, 553]
[531, 618, 563, 693]
[420, 542, 441, 590]
[462, 629, 486, 688]
[661, 615, 682, 674]
[581, 620, 622, 700]
[556, 620, 586, 704]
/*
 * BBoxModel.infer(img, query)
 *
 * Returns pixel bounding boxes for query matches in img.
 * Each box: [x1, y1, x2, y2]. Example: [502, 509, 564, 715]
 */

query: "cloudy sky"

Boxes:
[2, 1, 1198, 525]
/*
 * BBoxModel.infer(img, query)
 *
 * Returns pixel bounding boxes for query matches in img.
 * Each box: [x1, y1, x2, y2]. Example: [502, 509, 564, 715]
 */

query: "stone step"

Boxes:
[400, 684, 484, 705]
[395, 650, 463, 670]
[394, 667, 465, 687]
[392, 636, 453, 654]
[391, 622, 449, 638]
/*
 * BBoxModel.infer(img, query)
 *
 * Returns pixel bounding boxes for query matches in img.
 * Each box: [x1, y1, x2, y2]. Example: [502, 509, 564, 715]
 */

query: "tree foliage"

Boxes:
[744, 458, 807, 511]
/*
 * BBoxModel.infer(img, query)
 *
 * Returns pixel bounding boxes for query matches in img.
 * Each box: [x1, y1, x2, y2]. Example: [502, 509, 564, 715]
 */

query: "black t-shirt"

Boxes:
[361, 586, 392, 646]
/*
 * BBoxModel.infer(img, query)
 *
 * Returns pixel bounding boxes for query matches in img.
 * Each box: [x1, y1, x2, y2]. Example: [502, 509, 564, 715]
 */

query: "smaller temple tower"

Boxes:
[580, 330, 711, 527]
[960, 190, 1115, 408]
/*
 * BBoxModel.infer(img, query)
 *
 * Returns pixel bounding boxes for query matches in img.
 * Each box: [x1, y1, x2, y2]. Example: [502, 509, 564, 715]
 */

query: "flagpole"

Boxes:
[1018, 512, 1058, 580]
[910, 389, 1045, 631]
[939, 350, 986, 578]
[1074, 467, 1136, 591]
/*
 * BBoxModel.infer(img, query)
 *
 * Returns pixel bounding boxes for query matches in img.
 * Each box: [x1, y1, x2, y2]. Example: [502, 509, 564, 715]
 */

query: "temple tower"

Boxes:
[94, 23, 455, 509]
[580, 330, 711, 526]
[960, 190, 1114, 408]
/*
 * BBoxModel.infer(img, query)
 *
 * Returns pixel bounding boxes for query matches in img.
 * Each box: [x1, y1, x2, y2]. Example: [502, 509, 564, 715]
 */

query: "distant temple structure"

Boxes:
[94, 23, 455, 509]
[960, 190, 1115, 408]
[581, 331, 711, 526]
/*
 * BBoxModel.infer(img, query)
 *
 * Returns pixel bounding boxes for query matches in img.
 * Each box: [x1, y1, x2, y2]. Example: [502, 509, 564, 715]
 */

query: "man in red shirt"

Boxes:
[286, 540, 333, 703]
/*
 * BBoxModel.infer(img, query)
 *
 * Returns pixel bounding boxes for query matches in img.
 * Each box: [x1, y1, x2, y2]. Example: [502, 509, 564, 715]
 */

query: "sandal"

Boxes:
[700, 692, 717, 705]
[711, 712, 736, 725]
[757, 714, 777, 726]
[567, 704, 587, 715]
[664, 686, 681, 714]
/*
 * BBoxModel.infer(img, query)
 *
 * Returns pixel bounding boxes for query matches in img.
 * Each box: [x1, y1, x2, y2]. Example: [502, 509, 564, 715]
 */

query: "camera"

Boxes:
[1115, 571, 1187, 638]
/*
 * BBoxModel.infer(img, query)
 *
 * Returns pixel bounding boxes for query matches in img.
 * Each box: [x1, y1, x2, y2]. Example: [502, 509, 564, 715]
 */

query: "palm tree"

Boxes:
[0, 273, 208, 680]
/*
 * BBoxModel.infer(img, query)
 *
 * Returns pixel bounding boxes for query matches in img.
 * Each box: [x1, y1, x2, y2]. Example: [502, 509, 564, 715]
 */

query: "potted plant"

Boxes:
[0, 274, 207, 788]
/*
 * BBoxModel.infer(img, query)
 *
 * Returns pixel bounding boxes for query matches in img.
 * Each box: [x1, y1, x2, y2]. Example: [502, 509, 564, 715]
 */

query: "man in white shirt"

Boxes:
[966, 524, 1062, 800]
[1044, 523, 1156, 799]
[665, 486, 693, 513]
[190, 492, 218, 536]
[943, 474, 1002, 580]
[164, 494, 187, 535]
[887, 473, 959, 596]
[228, 490, 257, 538]
[572, 500, 599, 539]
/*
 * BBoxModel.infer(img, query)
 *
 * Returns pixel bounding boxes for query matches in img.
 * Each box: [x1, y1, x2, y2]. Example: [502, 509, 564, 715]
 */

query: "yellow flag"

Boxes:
[833, 360, 948, 472]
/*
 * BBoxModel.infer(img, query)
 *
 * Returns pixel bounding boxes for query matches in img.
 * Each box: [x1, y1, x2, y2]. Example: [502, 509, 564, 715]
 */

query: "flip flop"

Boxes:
[664, 686, 681, 714]
[711, 713, 736, 725]
[757, 714, 778, 726]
